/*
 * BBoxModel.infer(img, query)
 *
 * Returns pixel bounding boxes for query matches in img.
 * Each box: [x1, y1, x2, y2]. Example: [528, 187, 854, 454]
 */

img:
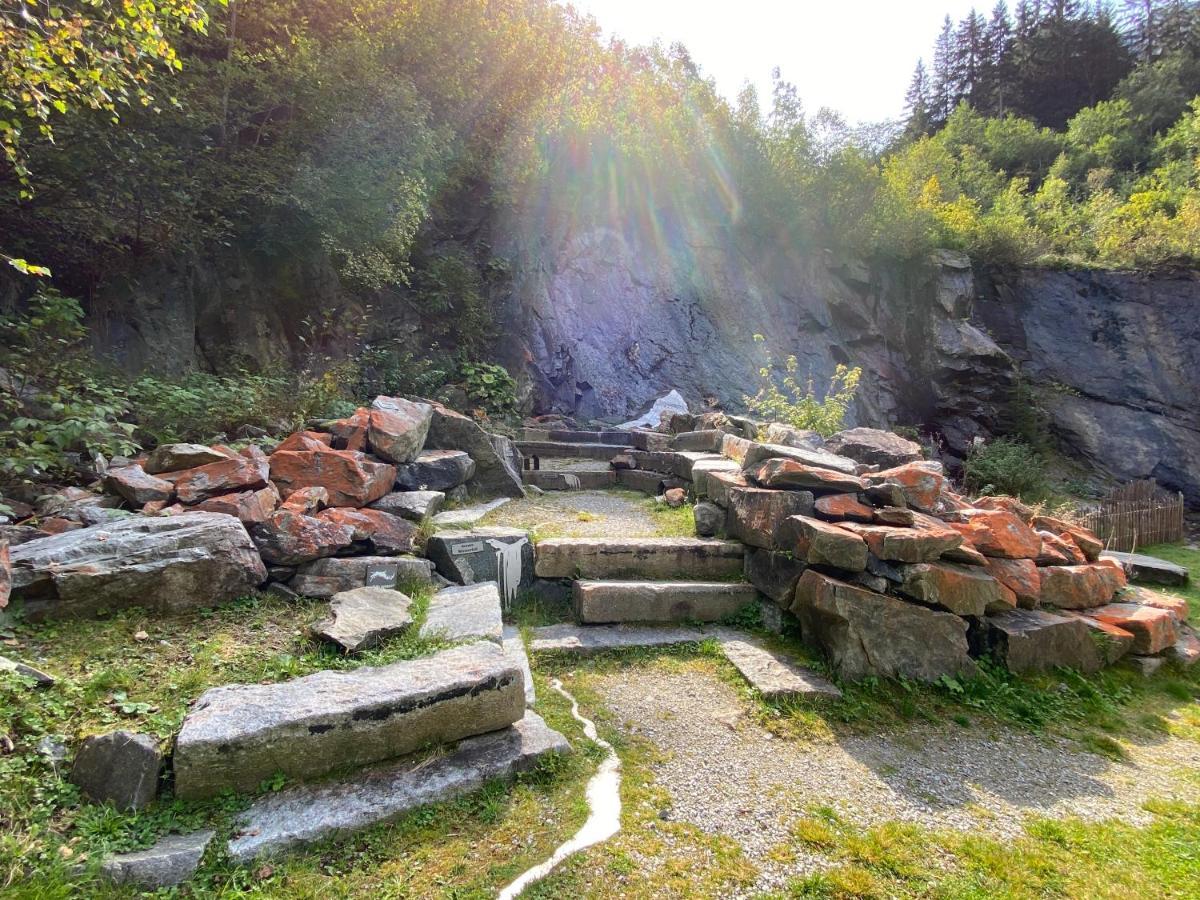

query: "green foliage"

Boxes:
[962, 437, 1049, 499]
[0, 291, 137, 480]
[460, 361, 517, 415]
[745, 336, 861, 437]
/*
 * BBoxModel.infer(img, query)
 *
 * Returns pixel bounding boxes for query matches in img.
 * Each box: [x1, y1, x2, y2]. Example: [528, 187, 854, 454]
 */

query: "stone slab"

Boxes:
[101, 831, 214, 889]
[712, 629, 842, 701]
[173, 642, 524, 799]
[312, 587, 413, 654]
[431, 498, 512, 528]
[528, 623, 708, 654]
[369, 491, 445, 522]
[226, 711, 568, 863]
[573, 581, 759, 624]
[420, 583, 504, 643]
[515, 441, 628, 460]
[614, 469, 667, 495]
[534, 537, 744, 580]
[1101, 551, 1188, 586]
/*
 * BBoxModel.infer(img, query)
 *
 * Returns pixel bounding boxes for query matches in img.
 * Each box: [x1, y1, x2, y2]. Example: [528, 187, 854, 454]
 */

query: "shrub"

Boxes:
[962, 437, 1048, 499]
[460, 361, 518, 415]
[0, 291, 138, 479]
[744, 336, 861, 437]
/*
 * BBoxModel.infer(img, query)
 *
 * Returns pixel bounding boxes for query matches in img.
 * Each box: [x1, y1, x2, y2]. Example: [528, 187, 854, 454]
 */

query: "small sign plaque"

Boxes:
[451, 541, 486, 555]
[365, 563, 398, 587]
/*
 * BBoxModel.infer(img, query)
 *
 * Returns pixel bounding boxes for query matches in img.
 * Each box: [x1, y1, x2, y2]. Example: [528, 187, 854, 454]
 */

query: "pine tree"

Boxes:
[931, 15, 957, 122]
[903, 59, 934, 138]
[983, 1, 1015, 114]
[954, 8, 990, 107]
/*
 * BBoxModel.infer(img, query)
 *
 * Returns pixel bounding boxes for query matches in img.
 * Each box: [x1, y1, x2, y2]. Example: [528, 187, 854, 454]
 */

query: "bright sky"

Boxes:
[563, 0, 984, 123]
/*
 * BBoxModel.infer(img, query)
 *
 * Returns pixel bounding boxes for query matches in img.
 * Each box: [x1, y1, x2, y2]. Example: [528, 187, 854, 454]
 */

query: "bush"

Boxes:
[962, 437, 1048, 499]
[460, 361, 518, 415]
[0, 291, 138, 480]
[744, 336, 861, 437]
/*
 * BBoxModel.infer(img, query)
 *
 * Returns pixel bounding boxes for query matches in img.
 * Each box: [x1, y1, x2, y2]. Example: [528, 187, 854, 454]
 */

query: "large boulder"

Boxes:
[423, 402, 524, 498]
[744, 548, 808, 606]
[726, 485, 814, 549]
[839, 517, 962, 563]
[823, 428, 923, 468]
[193, 485, 280, 526]
[251, 510, 355, 566]
[981, 557, 1041, 608]
[747, 458, 866, 494]
[764, 423, 824, 449]
[144, 444, 229, 475]
[864, 462, 945, 512]
[740, 442, 859, 476]
[898, 561, 1010, 617]
[776, 516, 868, 572]
[947, 509, 1041, 559]
[1087, 603, 1178, 654]
[315, 508, 419, 556]
[369, 490, 444, 522]
[269, 448, 395, 508]
[10, 514, 266, 620]
[969, 609, 1104, 674]
[104, 465, 175, 505]
[394, 450, 476, 492]
[367, 396, 433, 464]
[1038, 565, 1121, 610]
[166, 455, 271, 505]
[425, 528, 533, 596]
[792, 570, 976, 682]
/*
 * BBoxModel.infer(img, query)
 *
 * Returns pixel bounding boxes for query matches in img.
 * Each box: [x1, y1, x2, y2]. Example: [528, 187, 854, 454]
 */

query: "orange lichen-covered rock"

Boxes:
[367, 396, 433, 464]
[1036, 530, 1087, 565]
[273, 431, 333, 454]
[899, 561, 1011, 616]
[777, 515, 869, 571]
[194, 484, 280, 525]
[250, 510, 355, 566]
[1124, 585, 1189, 623]
[865, 462, 944, 512]
[840, 518, 962, 564]
[316, 507, 419, 555]
[982, 557, 1042, 608]
[281, 487, 330, 514]
[167, 455, 271, 505]
[1038, 564, 1120, 609]
[813, 493, 876, 523]
[1088, 602, 1178, 654]
[269, 448, 396, 508]
[1031, 515, 1104, 561]
[974, 495, 1035, 523]
[748, 458, 866, 494]
[947, 509, 1041, 559]
[328, 408, 370, 453]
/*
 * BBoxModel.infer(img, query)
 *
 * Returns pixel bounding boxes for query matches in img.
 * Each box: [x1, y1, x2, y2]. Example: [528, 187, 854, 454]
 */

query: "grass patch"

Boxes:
[778, 800, 1200, 899]
[642, 496, 696, 537]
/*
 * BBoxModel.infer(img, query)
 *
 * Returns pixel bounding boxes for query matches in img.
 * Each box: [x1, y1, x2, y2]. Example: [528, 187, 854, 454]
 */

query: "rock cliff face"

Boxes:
[499, 220, 1200, 504]
[30, 219, 1197, 505]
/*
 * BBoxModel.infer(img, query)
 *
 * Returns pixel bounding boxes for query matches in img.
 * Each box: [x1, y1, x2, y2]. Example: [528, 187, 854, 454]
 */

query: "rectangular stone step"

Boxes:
[522, 469, 616, 490]
[173, 642, 524, 799]
[535, 537, 745, 580]
[710, 628, 842, 701]
[615, 468, 668, 494]
[226, 711, 568, 862]
[574, 581, 759, 623]
[1100, 551, 1188, 586]
[548, 429, 633, 445]
[515, 441, 628, 460]
[528, 623, 708, 654]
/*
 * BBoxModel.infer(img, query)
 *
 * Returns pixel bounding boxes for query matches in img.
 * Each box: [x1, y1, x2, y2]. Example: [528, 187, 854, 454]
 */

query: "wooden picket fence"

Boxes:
[1077, 479, 1185, 552]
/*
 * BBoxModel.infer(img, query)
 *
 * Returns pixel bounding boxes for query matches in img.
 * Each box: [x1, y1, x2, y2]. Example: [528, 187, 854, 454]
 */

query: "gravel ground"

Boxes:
[595, 666, 1200, 895]
[482, 489, 665, 538]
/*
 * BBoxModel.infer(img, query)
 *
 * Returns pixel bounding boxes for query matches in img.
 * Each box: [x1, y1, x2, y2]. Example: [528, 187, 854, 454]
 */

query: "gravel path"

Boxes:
[595, 666, 1200, 894]
[482, 489, 665, 539]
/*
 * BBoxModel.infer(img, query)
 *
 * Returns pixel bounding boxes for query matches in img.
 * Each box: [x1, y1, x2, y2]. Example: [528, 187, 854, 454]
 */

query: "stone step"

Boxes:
[528, 622, 709, 654]
[419, 582, 504, 643]
[515, 441, 628, 460]
[535, 537, 745, 580]
[522, 469, 616, 491]
[430, 498, 511, 528]
[710, 629, 842, 701]
[226, 711, 568, 862]
[574, 581, 759, 623]
[548, 429, 633, 445]
[173, 642, 524, 799]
